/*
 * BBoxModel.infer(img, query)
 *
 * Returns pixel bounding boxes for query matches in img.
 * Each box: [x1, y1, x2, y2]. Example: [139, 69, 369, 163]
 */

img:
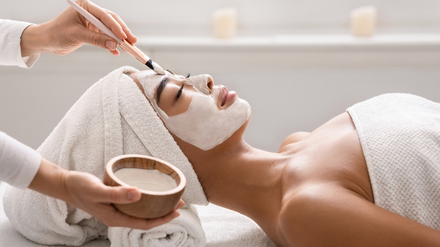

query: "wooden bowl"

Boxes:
[104, 154, 186, 219]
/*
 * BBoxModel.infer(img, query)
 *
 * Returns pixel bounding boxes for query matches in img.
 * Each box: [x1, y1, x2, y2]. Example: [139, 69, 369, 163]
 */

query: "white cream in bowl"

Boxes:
[114, 168, 177, 192]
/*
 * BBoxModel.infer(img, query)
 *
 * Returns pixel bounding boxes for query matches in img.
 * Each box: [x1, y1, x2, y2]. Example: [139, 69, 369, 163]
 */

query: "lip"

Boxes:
[221, 87, 228, 106]
[220, 86, 237, 107]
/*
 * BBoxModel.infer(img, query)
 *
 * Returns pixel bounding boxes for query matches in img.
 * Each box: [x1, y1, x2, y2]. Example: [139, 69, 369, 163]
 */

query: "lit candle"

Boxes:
[350, 6, 377, 37]
[213, 8, 237, 39]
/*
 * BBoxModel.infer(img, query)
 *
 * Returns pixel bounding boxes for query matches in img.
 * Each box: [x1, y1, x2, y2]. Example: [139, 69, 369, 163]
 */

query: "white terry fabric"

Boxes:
[0, 131, 41, 189]
[0, 181, 110, 247]
[1, 182, 272, 247]
[109, 204, 204, 247]
[0, 19, 39, 68]
[3, 66, 207, 246]
[347, 93, 440, 229]
[195, 204, 276, 247]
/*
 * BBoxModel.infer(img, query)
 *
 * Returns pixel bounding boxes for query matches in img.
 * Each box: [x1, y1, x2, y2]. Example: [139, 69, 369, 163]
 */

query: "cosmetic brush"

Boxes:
[66, 0, 165, 75]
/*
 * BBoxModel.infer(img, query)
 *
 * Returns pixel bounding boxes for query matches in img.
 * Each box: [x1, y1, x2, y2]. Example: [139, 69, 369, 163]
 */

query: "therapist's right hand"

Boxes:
[20, 0, 137, 57]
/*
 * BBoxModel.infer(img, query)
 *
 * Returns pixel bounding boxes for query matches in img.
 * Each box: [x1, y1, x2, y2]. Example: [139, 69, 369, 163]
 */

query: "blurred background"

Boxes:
[1, 0, 440, 152]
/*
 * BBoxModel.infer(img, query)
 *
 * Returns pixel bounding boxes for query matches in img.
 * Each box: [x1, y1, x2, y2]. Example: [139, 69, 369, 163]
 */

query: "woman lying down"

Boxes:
[5, 66, 440, 247]
[129, 69, 440, 247]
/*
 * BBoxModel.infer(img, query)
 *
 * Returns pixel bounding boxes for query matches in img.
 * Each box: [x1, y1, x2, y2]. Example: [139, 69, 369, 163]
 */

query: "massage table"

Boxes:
[0, 182, 275, 247]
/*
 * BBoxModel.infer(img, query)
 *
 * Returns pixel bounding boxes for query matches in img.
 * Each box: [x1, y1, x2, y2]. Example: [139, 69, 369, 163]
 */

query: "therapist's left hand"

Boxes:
[29, 158, 185, 230]
[63, 171, 186, 230]
[20, 0, 137, 57]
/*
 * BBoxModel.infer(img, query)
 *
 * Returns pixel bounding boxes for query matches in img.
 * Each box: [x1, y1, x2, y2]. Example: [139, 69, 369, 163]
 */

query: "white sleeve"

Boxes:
[0, 131, 41, 189]
[0, 19, 39, 68]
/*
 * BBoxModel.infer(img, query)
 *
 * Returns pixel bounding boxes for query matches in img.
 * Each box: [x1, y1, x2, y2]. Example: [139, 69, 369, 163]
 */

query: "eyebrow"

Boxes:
[156, 76, 169, 104]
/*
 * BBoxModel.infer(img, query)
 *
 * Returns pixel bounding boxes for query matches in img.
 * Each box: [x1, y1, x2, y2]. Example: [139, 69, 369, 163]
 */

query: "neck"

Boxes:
[191, 140, 288, 224]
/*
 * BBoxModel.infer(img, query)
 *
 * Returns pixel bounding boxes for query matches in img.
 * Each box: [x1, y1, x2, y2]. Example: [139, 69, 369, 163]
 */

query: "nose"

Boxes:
[185, 74, 214, 95]
[206, 76, 213, 92]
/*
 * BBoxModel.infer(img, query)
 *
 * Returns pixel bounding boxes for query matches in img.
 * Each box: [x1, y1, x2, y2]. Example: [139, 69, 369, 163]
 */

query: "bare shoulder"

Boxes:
[279, 184, 440, 247]
[278, 184, 339, 247]
[278, 184, 383, 247]
[278, 132, 310, 152]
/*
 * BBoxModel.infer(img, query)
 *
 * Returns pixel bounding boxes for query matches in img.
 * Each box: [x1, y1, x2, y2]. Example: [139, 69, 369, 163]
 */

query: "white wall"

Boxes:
[1, 0, 440, 35]
[1, 0, 440, 152]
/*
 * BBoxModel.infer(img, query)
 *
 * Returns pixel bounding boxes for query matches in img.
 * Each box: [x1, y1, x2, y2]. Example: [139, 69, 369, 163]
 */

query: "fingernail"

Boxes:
[127, 190, 138, 201]
[121, 30, 127, 39]
[106, 40, 117, 50]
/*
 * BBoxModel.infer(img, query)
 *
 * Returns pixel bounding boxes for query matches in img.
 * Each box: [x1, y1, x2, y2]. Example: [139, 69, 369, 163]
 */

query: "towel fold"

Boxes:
[109, 204, 205, 247]
[3, 66, 207, 246]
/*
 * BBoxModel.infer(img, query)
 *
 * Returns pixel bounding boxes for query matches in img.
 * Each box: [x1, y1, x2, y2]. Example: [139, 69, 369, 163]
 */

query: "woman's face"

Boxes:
[133, 70, 251, 151]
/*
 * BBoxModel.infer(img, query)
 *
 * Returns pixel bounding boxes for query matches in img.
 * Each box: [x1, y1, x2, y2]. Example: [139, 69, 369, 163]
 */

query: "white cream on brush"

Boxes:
[115, 168, 177, 192]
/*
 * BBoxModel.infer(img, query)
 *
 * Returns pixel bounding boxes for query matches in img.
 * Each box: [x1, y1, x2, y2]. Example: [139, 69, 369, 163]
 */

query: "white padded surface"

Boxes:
[0, 182, 274, 247]
[195, 204, 276, 247]
[0, 182, 109, 247]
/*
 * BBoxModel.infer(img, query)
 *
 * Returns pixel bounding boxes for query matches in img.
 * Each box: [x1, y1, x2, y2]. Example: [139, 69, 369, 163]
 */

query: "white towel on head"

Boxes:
[3, 66, 207, 246]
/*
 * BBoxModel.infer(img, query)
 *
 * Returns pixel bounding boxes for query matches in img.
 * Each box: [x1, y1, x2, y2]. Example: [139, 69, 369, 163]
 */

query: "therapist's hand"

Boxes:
[64, 171, 185, 230]
[20, 0, 137, 57]
[29, 158, 185, 230]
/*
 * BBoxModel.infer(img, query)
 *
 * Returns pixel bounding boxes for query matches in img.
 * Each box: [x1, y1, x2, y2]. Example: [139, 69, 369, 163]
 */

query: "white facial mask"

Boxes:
[138, 71, 251, 150]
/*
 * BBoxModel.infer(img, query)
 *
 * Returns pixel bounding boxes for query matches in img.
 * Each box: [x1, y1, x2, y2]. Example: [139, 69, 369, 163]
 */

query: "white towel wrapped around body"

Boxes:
[347, 93, 440, 229]
[3, 66, 208, 246]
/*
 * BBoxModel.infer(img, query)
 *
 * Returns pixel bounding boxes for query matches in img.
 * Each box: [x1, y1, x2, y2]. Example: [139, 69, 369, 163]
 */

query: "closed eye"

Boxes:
[175, 83, 184, 101]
